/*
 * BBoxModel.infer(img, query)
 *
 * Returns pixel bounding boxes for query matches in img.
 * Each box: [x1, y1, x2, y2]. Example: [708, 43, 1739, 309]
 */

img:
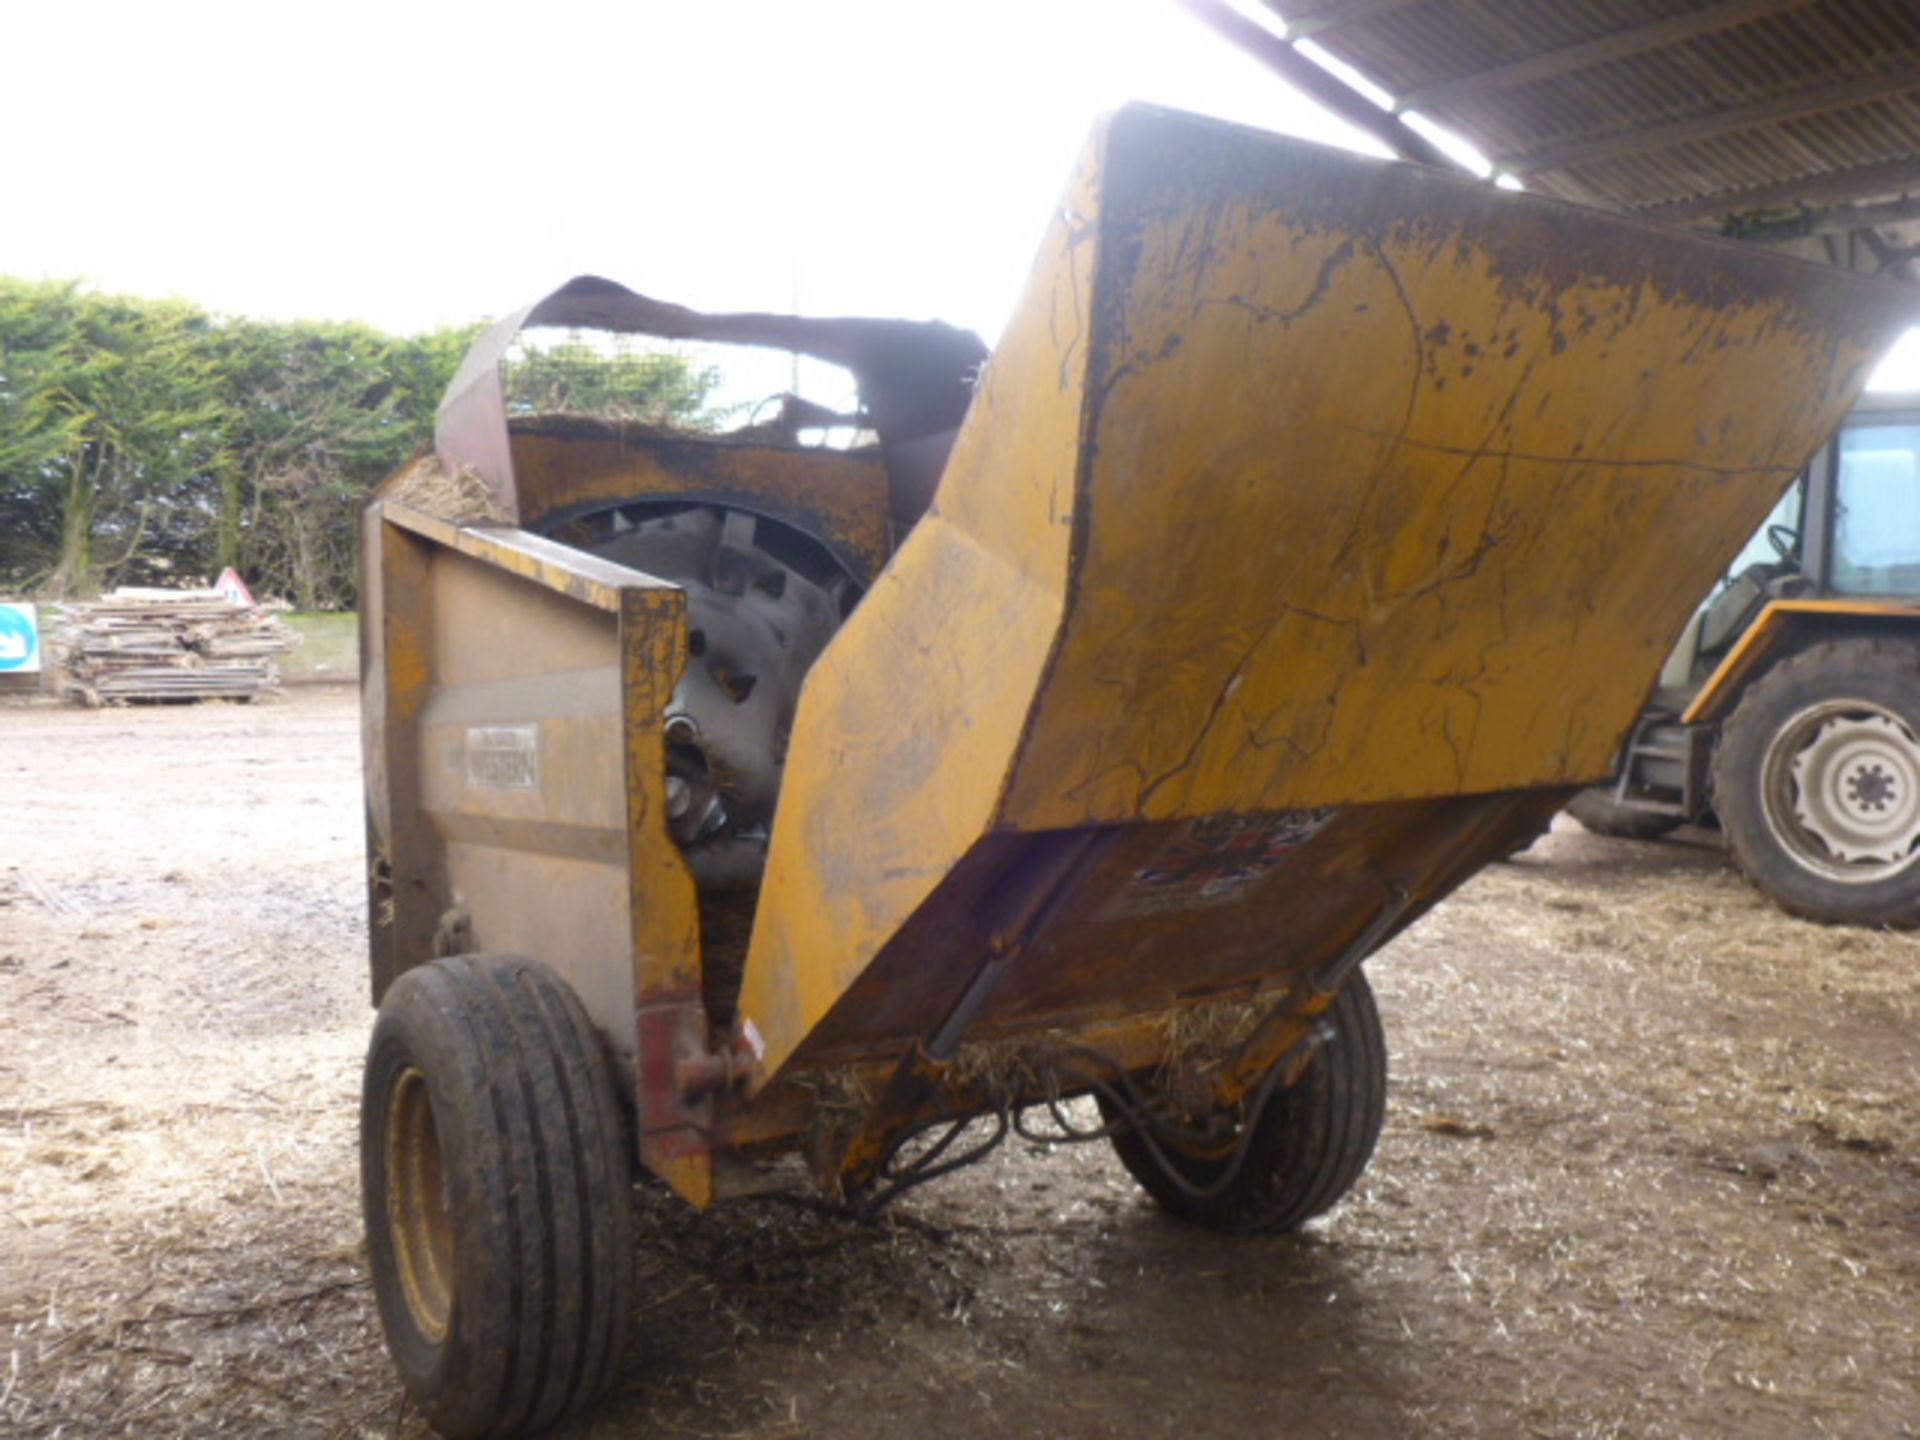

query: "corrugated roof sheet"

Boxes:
[1262, 0, 1920, 222]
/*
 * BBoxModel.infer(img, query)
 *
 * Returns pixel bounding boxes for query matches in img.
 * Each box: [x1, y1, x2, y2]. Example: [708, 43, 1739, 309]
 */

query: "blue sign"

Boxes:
[0, 603, 41, 674]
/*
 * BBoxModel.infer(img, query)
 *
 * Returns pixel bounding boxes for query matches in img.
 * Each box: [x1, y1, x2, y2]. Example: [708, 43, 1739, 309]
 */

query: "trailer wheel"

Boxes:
[1715, 638, 1920, 927]
[1103, 970, 1386, 1233]
[1566, 787, 1683, 840]
[361, 955, 633, 1440]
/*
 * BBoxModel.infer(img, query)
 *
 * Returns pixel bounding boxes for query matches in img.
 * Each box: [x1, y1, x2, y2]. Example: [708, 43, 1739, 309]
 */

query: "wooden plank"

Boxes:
[47, 589, 298, 703]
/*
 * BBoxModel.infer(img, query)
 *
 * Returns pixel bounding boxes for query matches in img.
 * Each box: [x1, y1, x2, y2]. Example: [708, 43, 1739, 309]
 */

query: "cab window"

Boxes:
[1721, 481, 1802, 581]
[1831, 423, 1920, 595]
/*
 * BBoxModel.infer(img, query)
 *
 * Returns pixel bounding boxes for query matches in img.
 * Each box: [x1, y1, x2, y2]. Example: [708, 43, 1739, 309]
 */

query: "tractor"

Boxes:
[1569, 390, 1920, 926]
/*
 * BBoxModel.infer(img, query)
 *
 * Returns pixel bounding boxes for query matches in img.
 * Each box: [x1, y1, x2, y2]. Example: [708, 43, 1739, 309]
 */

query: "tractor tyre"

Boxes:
[1103, 969, 1386, 1233]
[362, 955, 633, 1439]
[1714, 638, 1920, 927]
[1566, 787, 1684, 841]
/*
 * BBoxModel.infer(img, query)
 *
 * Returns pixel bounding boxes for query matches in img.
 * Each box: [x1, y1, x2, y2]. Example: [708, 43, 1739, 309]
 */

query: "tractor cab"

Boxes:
[1657, 393, 1920, 697]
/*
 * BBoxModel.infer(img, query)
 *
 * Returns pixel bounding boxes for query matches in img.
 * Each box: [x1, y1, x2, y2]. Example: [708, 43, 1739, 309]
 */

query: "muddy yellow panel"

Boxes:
[736, 104, 1916, 1081]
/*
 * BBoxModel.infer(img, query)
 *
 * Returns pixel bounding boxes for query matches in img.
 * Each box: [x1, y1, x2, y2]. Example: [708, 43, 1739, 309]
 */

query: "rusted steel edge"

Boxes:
[1212, 792, 1540, 1105]
[434, 274, 987, 524]
[829, 830, 1115, 1193]
[379, 500, 680, 613]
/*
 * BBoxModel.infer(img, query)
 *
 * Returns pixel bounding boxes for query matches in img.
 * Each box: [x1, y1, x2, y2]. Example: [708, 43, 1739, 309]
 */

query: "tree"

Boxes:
[0, 280, 725, 608]
[384, 324, 483, 429]
[0, 282, 81, 588]
[46, 291, 222, 597]
[0, 280, 222, 597]
[213, 320, 403, 611]
[503, 337, 721, 426]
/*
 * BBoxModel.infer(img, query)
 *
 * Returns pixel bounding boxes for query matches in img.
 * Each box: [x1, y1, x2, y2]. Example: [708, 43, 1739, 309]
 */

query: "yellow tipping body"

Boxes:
[737, 105, 1911, 1082]
[363, 105, 1916, 1205]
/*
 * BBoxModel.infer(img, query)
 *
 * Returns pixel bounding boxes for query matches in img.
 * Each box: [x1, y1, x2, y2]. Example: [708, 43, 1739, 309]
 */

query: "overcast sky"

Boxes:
[3, 1, 1387, 340]
[7, 0, 1916, 384]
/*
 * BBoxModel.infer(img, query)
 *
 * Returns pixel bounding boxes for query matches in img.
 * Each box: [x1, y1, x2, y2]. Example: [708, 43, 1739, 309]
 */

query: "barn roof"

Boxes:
[1189, 0, 1920, 265]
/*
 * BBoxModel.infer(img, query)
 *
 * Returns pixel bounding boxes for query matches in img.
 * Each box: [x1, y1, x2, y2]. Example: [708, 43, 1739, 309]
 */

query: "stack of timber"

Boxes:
[50, 589, 300, 705]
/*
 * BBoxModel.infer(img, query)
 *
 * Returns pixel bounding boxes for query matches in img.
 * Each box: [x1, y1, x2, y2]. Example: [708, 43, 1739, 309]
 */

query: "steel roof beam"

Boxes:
[1646, 157, 1920, 221]
[1504, 67, 1920, 174]
[1399, 0, 1818, 111]
[1730, 193, 1920, 242]
[1855, 225, 1920, 281]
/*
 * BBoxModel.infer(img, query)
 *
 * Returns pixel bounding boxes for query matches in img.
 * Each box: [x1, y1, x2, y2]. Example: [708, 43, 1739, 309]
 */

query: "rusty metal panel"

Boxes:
[361, 509, 439, 1003]
[732, 132, 1102, 1081]
[785, 790, 1556, 1067]
[509, 421, 893, 583]
[736, 104, 1916, 1086]
[435, 276, 983, 526]
[362, 498, 713, 1204]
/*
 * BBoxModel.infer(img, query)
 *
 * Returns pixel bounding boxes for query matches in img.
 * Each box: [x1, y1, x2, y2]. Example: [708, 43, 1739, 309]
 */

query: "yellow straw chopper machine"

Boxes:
[355, 105, 1915, 1438]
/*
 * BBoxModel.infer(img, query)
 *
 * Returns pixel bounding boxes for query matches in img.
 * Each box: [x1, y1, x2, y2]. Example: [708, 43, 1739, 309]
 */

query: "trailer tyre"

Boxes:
[1103, 969, 1386, 1233]
[1566, 787, 1683, 841]
[1715, 638, 1920, 927]
[361, 955, 633, 1440]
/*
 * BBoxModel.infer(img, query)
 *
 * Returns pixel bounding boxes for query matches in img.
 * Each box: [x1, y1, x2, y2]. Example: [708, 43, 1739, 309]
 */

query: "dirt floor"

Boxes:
[3, 688, 1917, 1439]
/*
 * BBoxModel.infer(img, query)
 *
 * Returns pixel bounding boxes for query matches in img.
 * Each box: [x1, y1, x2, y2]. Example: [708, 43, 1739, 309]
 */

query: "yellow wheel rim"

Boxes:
[385, 1066, 455, 1341]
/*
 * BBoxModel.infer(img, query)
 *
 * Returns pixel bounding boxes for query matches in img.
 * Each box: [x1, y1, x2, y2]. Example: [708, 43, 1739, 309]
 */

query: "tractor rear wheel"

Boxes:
[1102, 970, 1387, 1233]
[1715, 638, 1920, 927]
[362, 955, 633, 1439]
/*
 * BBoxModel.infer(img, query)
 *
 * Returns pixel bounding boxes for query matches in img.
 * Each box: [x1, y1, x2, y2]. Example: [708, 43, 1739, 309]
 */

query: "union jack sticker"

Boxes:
[1095, 809, 1338, 919]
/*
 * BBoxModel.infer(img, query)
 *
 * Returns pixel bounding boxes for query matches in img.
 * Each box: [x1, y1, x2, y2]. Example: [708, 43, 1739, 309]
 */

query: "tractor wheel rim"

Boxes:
[386, 1066, 455, 1342]
[1763, 700, 1920, 883]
